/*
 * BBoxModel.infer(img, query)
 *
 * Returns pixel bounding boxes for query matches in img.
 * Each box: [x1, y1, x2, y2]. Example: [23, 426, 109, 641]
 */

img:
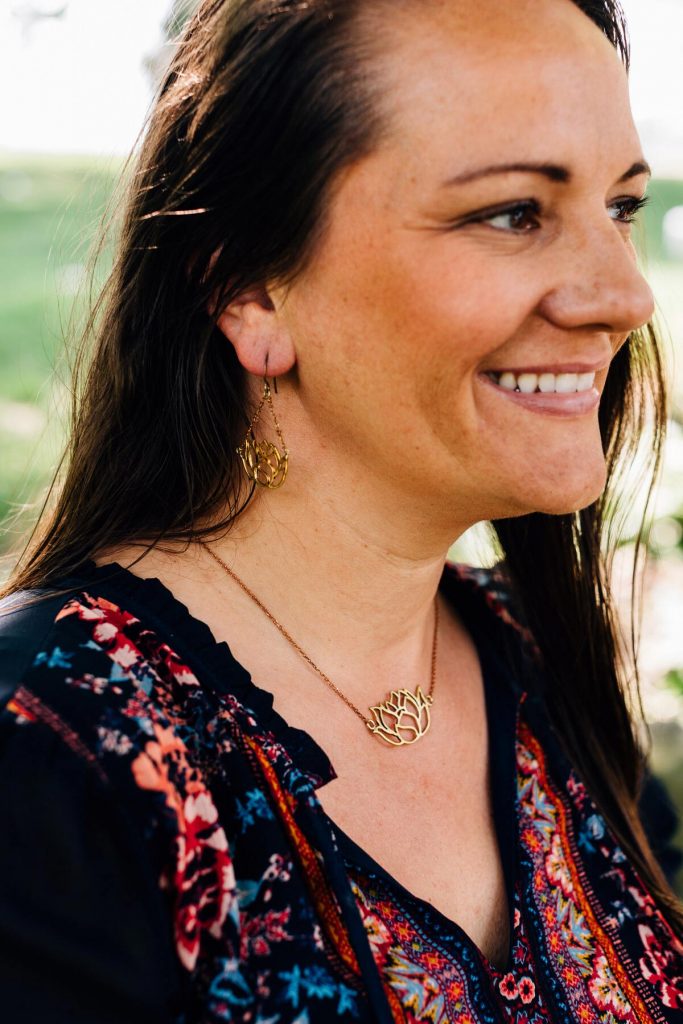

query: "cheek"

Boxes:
[289, 200, 543, 470]
[337, 245, 536, 386]
[386, 250, 538, 424]
[387, 239, 541, 368]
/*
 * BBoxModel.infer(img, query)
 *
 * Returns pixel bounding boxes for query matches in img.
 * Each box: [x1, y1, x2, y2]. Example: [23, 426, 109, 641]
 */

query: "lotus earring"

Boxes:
[237, 376, 289, 489]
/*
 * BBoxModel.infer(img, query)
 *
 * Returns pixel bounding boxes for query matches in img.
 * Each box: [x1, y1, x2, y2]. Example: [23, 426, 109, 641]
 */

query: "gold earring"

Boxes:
[237, 376, 289, 488]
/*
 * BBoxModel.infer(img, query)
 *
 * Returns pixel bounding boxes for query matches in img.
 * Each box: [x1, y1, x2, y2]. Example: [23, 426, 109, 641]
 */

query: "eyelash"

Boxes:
[609, 194, 651, 223]
[463, 194, 651, 233]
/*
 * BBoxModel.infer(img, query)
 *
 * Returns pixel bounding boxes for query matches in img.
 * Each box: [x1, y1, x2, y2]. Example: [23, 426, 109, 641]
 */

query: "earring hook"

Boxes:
[263, 353, 279, 394]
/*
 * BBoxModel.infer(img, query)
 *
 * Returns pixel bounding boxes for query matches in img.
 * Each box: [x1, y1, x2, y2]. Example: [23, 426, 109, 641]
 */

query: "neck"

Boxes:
[204, 467, 470, 688]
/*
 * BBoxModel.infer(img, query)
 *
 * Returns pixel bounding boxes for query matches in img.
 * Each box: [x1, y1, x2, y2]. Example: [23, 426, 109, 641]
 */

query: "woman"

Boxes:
[0, 0, 682, 1020]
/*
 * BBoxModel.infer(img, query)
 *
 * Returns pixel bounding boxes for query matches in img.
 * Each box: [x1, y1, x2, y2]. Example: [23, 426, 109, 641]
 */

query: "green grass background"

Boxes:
[0, 155, 119, 549]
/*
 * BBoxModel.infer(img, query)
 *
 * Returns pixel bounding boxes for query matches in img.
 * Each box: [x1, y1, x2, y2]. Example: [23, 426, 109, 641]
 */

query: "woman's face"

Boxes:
[277, 0, 654, 529]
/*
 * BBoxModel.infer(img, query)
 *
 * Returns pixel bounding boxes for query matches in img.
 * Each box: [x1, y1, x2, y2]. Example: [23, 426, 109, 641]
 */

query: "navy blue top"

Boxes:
[0, 559, 681, 1023]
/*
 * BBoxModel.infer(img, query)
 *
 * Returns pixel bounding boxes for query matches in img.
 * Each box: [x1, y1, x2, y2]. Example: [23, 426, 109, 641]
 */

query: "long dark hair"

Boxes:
[4, 0, 682, 931]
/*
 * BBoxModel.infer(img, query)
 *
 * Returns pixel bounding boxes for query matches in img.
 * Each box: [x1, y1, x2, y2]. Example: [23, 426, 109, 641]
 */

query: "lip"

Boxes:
[479, 374, 601, 417]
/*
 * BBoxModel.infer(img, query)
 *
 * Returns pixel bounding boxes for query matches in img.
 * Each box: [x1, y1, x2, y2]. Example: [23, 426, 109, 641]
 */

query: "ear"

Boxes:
[215, 283, 296, 378]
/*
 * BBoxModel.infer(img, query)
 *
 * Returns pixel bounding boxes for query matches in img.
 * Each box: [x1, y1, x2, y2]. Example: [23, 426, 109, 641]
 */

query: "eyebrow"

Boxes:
[441, 159, 652, 188]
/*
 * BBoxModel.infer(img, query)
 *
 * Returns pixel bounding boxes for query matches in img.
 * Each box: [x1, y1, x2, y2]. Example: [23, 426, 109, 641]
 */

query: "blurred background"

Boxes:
[0, 0, 682, 889]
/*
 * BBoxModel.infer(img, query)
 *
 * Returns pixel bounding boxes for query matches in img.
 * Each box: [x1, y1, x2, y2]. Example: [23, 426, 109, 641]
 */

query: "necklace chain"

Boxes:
[199, 540, 439, 732]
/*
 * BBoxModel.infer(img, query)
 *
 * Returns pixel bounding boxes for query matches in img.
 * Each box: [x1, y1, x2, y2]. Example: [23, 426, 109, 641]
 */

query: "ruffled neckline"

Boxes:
[60, 557, 526, 791]
[64, 558, 336, 786]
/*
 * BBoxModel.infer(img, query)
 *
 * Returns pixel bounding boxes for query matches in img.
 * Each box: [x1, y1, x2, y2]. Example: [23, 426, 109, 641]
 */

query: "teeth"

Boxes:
[517, 373, 538, 394]
[556, 373, 579, 393]
[489, 371, 596, 394]
[499, 372, 517, 391]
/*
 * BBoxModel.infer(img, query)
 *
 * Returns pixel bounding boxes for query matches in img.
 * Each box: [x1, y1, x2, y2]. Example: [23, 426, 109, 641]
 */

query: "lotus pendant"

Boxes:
[366, 686, 433, 746]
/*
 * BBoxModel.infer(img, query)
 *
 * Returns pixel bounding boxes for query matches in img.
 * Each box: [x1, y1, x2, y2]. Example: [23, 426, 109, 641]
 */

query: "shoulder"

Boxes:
[0, 585, 84, 708]
[0, 579, 165, 717]
[0, 574, 232, 851]
[0, 575, 244, 976]
[0, 583, 229, 1018]
[0, 570, 236, 775]
[0, 579, 177, 791]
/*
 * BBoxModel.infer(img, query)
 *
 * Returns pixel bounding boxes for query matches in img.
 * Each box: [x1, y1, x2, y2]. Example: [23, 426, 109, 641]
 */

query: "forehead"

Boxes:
[362, 0, 638, 187]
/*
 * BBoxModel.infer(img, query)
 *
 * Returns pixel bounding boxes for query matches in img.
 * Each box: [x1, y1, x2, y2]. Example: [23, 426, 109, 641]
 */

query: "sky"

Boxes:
[0, 0, 170, 155]
[0, 0, 682, 173]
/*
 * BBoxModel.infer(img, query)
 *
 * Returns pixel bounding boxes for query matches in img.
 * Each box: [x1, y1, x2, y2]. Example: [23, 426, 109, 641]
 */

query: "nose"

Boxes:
[538, 221, 655, 335]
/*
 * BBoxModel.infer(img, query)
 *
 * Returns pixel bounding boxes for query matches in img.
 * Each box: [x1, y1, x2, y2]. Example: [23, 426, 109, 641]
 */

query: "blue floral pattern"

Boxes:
[0, 562, 681, 1022]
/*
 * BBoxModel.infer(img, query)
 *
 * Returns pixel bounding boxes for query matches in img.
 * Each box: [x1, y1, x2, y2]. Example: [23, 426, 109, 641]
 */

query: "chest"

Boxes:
[314, 689, 512, 971]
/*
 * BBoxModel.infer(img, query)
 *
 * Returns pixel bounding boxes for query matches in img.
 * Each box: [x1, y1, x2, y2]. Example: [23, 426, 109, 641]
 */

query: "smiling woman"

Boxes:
[0, 1, 682, 1022]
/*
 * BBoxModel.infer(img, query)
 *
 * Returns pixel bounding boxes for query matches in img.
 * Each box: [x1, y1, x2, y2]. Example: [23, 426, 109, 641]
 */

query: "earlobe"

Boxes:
[214, 285, 296, 377]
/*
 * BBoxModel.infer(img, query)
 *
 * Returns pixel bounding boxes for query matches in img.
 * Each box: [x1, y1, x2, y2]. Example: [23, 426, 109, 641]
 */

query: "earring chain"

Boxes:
[246, 379, 288, 456]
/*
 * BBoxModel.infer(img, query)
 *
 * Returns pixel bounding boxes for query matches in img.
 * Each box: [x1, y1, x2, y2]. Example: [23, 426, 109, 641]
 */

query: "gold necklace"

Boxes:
[200, 541, 439, 747]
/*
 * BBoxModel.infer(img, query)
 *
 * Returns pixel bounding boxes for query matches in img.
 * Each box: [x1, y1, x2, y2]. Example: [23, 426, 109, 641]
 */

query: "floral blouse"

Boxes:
[0, 559, 681, 1024]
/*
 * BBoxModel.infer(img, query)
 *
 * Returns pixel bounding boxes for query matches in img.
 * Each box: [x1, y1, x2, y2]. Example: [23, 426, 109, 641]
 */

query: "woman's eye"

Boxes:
[475, 201, 541, 233]
[608, 195, 650, 224]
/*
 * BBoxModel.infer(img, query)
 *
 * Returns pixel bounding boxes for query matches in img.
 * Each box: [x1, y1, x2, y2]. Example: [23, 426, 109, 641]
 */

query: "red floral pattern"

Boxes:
[3, 565, 682, 1024]
[640, 925, 683, 1010]
[131, 720, 238, 970]
[341, 709, 683, 1024]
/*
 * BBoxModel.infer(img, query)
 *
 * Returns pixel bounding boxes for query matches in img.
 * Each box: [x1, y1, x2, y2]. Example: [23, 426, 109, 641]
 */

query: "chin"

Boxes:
[496, 458, 608, 519]
[530, 468, 608, 516]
